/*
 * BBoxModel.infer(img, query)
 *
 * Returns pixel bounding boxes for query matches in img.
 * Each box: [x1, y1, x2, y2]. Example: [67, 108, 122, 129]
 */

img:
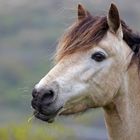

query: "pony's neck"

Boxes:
[103, 63, 140, 140]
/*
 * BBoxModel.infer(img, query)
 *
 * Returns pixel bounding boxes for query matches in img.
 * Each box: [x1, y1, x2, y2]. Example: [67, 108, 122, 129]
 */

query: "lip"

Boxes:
[34, 106, 63, 123]
[34, 111, 55, 123]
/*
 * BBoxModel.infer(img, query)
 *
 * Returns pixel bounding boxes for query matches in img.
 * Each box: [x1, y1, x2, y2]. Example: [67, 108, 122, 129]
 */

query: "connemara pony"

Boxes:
[31, 3, 140, 140]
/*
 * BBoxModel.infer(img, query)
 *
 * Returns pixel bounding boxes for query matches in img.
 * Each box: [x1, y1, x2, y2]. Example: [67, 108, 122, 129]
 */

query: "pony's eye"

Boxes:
[91, 52, 106, 62]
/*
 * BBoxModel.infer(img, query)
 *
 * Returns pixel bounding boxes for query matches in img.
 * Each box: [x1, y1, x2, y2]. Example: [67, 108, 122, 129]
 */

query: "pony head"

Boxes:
[31, 4, 134, 122]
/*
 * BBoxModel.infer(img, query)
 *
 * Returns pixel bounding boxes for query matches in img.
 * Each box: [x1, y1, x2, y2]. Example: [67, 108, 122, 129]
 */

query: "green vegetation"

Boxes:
[0, 124, 55, 140]
[0, 123, 75, 140]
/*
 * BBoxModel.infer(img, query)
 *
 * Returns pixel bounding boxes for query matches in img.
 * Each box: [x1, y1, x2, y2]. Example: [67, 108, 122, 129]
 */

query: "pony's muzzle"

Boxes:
[31, 86, 58, 114]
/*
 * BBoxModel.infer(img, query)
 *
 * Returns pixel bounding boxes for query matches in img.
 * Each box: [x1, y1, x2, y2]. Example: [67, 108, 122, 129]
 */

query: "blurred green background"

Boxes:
[0, 0, 140, 140]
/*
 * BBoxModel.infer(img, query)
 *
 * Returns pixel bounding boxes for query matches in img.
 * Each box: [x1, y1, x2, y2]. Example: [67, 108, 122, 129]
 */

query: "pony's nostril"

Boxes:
[43, 89, 54, 100]
[42, 89, 55, 105]
[45, 90, 54, 98]
[32, 88, 38, 98]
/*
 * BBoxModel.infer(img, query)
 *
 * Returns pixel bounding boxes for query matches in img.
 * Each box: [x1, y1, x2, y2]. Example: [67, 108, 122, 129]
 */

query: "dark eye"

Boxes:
[91, 52, 106, 62]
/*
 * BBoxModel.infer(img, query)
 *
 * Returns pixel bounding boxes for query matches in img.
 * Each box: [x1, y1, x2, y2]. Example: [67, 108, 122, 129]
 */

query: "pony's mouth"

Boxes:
[34, 107, 63, 123]
[34, 111, 55, 123]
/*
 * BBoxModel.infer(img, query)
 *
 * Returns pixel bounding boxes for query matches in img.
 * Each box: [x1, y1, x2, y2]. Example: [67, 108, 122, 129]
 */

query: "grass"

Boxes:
[0, 122, 76, 140]
[0, 124, 54, 140]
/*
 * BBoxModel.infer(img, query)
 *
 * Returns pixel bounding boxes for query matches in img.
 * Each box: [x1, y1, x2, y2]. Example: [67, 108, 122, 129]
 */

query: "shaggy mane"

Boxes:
[55, 15, 140, 67]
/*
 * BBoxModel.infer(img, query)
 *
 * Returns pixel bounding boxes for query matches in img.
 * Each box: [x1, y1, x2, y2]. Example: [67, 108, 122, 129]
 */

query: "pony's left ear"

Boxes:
[77, 4, 91, 21]
[107, 3, 123, 38]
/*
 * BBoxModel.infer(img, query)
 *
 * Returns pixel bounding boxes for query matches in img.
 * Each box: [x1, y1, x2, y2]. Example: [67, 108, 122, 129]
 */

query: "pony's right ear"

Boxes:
[107, 3, 123, 38]
[77, 4, 90, 21]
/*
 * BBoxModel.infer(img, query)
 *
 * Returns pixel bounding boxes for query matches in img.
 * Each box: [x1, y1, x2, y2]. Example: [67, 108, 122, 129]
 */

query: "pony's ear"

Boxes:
[107, 3, 123, 38]
[77, 4, 90, 21]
